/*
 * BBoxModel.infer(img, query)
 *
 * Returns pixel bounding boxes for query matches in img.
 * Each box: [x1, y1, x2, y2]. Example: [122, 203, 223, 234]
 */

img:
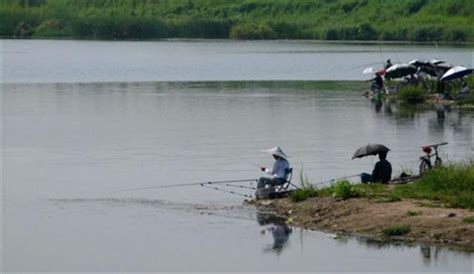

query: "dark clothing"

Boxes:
[437, 80, 445, 95]
[372, 159, 392, 183]
[371, 75, 384, 92]
[361, 172, 373, 183]
[361, 159, 392, 184]
[257, 177, 286, 188]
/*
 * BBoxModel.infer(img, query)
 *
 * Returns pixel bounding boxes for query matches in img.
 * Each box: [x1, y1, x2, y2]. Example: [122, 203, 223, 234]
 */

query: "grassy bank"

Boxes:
[1, 0, 473, 42]
[255, 163, 474, 248]
[290, 163, 474, 209]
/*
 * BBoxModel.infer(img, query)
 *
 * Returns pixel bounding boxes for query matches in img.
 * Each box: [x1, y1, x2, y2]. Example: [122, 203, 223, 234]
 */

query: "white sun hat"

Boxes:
[262, 146, 289, 160]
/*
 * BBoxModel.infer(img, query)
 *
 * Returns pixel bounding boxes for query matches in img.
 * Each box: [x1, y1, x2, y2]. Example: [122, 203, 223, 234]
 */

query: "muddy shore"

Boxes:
[250, 197, 474, 250]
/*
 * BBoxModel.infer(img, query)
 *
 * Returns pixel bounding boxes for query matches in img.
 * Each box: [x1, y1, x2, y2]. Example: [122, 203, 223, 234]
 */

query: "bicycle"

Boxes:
[419, 142, 448, 175]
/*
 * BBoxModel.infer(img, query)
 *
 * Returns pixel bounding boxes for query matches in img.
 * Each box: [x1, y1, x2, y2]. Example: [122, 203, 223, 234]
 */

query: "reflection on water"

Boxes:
[257, 212, 292, 255]
[369, 99, 473, 156]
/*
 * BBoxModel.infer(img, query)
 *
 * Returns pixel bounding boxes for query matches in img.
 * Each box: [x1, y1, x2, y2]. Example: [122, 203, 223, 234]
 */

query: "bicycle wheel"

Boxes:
[434, 157, 442, 167]
[419, 159, 431, 175]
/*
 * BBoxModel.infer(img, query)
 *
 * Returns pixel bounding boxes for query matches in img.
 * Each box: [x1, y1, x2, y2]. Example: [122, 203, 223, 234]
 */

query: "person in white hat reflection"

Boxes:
[257, 146, 290, 189]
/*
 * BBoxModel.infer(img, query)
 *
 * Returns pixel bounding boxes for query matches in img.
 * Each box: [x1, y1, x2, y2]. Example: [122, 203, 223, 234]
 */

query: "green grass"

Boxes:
[382, 225, 411, 236]
[332, 180, 359, 200]
[288, 179, 360, 202]
[391, 163, 474, 209]
[1, 0, 473, 41]
[406, 210, 421, 216]
[288, 168, 318, 202]
[289, 188, 318, 202]
[462, 216, 474, 224]
[297, 163, 474, 209]
[229, 22, 274, 39]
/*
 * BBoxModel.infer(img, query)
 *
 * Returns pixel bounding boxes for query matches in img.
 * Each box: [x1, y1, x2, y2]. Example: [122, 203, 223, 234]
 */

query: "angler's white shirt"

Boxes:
[264, 158, 290, 180]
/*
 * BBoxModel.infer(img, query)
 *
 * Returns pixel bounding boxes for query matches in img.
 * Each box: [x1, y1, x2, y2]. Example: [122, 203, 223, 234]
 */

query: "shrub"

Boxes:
[175, 18, 233, 39]
[443, 28, 467, 42]
[323, 28, 339, 40]
[14, 21, 35, 37]
[406, 211, 421, 216]
[229, 22, 275, 40]
[409, 26, 444, 42]
[33, 19, 69, 37]
[397, 85, 426, 104]
[357, 23, 377, 40]
[341, 1, 358, 13]
[379, 28, 409, 41]
[289, 188, 318, 203]
[269, 21, 302, 39]
[332, 180, 358, 200]
[382, 225, 411, 236]
[323, 24, 377, 41]
[404, 0, 428, 15]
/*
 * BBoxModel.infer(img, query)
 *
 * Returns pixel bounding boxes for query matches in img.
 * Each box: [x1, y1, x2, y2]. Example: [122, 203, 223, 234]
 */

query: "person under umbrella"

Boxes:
[257, 146, 290, 189]
[352, 144, 392, 184]
[361, 151, 392, 184]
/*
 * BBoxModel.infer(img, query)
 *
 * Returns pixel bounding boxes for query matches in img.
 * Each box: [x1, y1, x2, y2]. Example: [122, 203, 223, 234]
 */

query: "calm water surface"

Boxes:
[3, 81, 473, 272]
[2, 39, 473, 83]
[1, 40, 473, 272]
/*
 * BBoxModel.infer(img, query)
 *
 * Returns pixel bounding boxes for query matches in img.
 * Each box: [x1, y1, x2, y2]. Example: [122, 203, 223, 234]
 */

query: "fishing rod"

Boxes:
[312, 173, 361, 187]
[224, 183, 256, 190]
[351, 61, 384, 70]
[200, 184, 253, 198]
[108, 178, 257, 193]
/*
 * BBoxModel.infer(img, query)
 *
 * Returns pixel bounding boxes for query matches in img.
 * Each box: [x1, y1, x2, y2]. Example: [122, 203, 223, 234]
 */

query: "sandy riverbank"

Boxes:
[251, 197, 474, 250]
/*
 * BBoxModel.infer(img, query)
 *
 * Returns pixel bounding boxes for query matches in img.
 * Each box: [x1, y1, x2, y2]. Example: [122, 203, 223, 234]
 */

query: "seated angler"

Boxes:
[257, 146, 290, 189]
[361, 151, 392, 184]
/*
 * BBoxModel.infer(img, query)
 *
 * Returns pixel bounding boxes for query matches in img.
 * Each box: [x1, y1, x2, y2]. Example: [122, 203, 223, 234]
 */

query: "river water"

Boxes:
[1, 40, 473, 272]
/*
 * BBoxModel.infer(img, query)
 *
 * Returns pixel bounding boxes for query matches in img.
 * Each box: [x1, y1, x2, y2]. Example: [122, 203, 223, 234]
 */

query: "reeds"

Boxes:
[1, 0, 472, 41]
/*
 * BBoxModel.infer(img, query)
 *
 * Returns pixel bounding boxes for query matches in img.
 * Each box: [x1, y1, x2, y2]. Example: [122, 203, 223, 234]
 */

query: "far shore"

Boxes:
[2, 37, 474, 47]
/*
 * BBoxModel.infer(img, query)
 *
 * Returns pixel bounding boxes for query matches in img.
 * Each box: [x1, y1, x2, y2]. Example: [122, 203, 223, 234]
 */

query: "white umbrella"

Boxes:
[440, 66, 474, 82]
[430, 59, 445, 65]
[363, 67, 374, 74]
[384, 64, 417, 79]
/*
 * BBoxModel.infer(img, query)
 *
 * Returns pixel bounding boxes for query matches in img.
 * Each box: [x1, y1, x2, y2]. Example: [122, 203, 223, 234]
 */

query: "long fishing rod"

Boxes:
[312, 173, 361, 187]
[108, 178, 257, 193]
[351, 61, 384, 70]
[224, 183, 256, 190]
[200, 184, 253, 198]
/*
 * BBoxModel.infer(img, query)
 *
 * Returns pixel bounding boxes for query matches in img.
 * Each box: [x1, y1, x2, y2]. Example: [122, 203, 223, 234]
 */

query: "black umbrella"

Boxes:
[434, 62, 453, 76]
[352, 144, 390, 159]
[409, 59, 431, 68]
[409, 59, 437, 77]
